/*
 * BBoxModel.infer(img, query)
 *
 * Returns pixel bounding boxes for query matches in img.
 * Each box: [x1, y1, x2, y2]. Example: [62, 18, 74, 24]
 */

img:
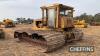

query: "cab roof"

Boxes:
[41, 3, 74, 10]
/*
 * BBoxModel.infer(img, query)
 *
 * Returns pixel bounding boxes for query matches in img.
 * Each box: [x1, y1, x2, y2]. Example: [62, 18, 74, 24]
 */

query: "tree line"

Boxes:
[74, 13, 100, 23]
[15, 13, 100, 24]
[16, 18, 33, 24]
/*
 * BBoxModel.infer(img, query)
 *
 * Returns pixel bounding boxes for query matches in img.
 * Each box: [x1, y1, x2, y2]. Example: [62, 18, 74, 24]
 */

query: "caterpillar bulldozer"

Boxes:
[1, 19, 15, 28]
[74, 20, 87, 28]
[14, 4, 83, 52]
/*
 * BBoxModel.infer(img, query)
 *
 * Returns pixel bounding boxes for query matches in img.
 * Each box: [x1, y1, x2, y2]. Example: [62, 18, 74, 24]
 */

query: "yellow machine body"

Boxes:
[2, 19, 15, 28]
[32, 19, 49, 30]
[74, 20, 87, 28]
[32, 4, 74, 30]
[14, 4, 83, 52]
[61, 16, 74, 28]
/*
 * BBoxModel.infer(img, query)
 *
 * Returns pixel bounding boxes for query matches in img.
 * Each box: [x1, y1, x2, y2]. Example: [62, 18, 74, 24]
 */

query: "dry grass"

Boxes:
[0, 24, 100, 56]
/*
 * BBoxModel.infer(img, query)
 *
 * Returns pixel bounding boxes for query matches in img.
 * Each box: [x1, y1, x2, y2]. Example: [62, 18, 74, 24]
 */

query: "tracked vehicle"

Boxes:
[1, 19, 15, 28]
[74, 20, 87, 28]
[14, 4, 83, 52]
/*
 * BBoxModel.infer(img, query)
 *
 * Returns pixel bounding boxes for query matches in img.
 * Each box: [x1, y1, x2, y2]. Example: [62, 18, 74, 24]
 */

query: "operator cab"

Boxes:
[41, 3, 74, 29]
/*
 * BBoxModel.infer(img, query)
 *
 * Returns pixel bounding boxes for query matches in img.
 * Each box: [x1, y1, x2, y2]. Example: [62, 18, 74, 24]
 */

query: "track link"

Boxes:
[14, 30, 65, 52]
[14, 29, 83, 52]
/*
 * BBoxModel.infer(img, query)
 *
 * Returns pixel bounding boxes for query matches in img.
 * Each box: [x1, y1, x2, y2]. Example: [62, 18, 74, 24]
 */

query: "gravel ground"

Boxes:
[0, 24, 100, 56]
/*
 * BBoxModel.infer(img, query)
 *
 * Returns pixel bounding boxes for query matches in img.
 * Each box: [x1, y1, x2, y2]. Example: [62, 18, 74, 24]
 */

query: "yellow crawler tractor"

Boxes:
[14, 4, 83, 52]
[2, 19, 15, 28]
[74, 20, 87, 28]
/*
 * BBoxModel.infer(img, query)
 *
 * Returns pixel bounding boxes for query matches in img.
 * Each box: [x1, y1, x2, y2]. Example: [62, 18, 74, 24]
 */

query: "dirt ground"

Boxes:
[0, 24, 100, 56]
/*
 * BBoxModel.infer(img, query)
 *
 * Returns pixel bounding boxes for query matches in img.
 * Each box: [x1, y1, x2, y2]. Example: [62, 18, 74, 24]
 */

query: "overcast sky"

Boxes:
[0, 0, 100, 21]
